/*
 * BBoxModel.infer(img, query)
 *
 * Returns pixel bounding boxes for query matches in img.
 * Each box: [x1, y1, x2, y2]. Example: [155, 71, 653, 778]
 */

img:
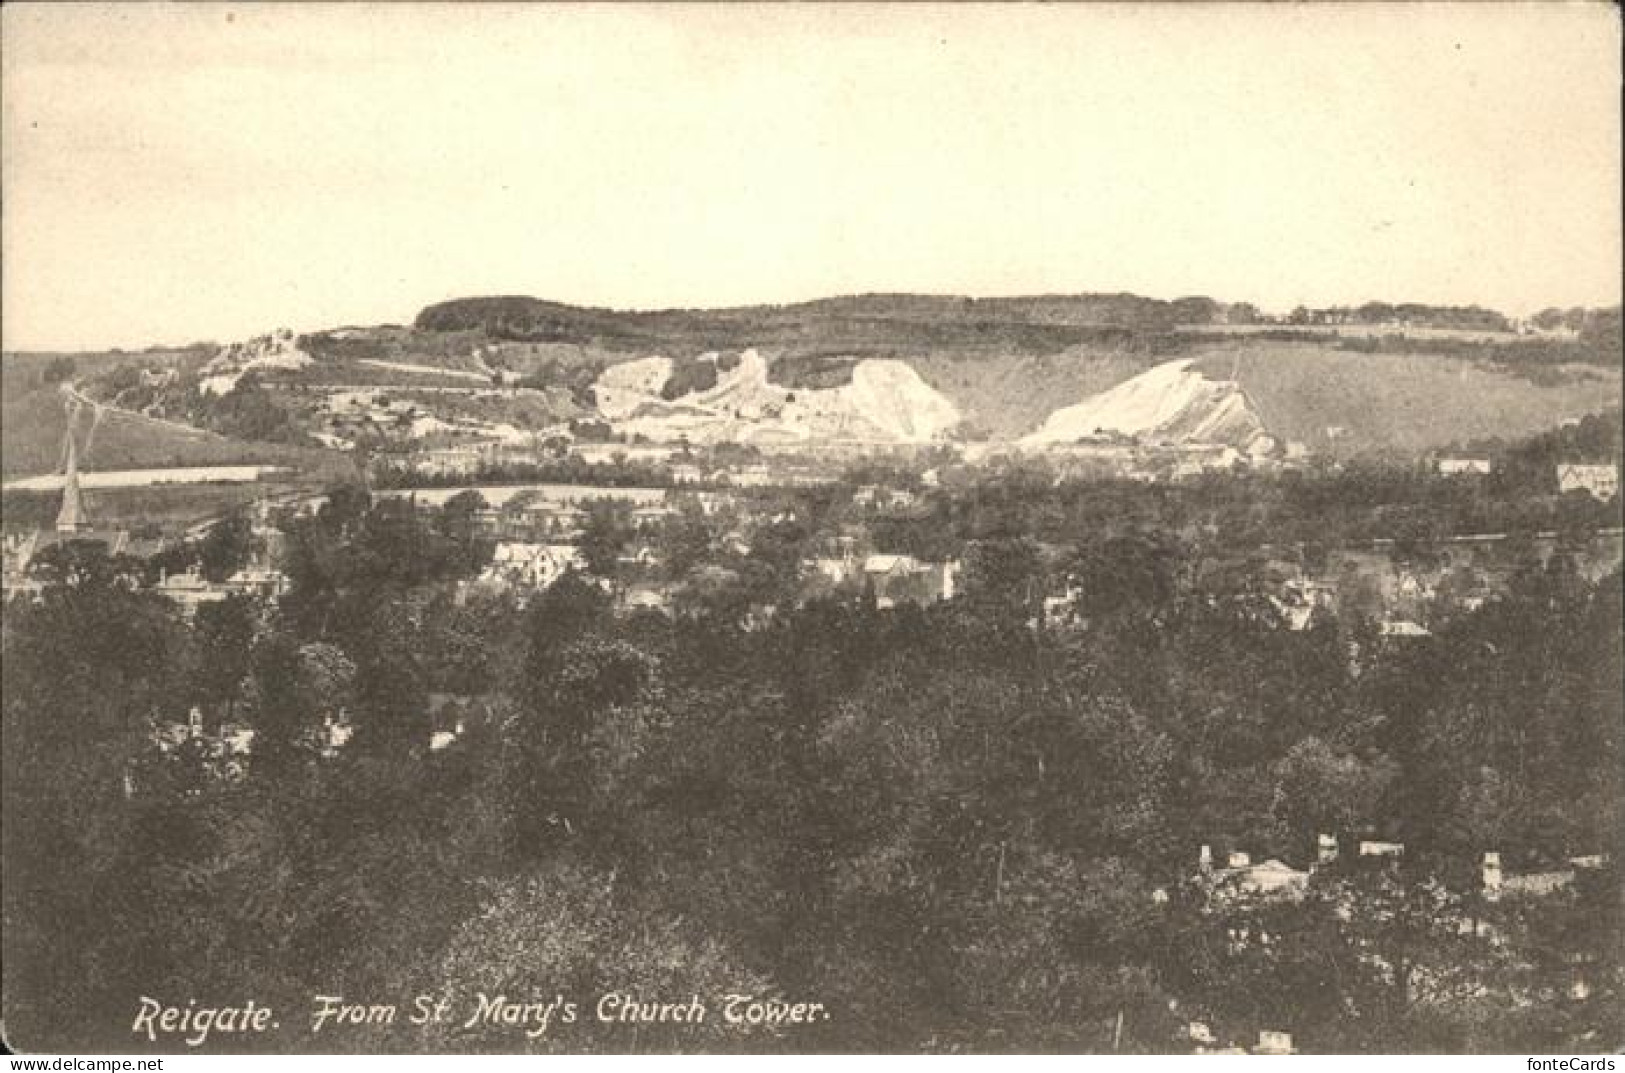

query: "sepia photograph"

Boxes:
[1, 1, 1621, 1057]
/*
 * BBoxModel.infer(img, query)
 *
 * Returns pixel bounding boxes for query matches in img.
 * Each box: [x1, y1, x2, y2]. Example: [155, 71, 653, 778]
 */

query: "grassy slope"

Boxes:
[3, 351, 220, 478]
[1, 352, 357, 481]
[3, 482, 310, 532]
[904, 345, 1164, 440]
[1188, 344, 1622, 454]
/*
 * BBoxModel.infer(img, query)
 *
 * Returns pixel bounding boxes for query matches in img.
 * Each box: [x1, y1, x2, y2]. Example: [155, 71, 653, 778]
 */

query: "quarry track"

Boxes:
[64, 382, 225, 442]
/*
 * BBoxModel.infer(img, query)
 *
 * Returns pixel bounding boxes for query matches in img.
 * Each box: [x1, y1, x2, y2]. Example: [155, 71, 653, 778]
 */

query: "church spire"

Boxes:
[55, 430, 92, 534]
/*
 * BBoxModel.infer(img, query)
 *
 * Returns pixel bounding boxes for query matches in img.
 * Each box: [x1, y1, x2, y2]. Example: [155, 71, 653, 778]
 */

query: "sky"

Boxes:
[2, 2, 1620, 351]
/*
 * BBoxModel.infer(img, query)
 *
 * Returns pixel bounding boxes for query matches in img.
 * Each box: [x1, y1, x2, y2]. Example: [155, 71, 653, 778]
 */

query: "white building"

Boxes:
[1198, 845, 1312, 898]
[863, 554, 960, 608]
[154, 567, 230, 617]
[1557, 463, 1618, 501]
[478, 542, 586, 591]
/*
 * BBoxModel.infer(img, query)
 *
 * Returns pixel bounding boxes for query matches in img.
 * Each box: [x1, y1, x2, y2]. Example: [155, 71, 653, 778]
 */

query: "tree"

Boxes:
[41, 355, 76, 383]
[295, 642, 357, 731]
[242, 630, 308, 774]
[346, 594, 432, 757]
[191, 595, 258, 714]
[197, 513, 254, 583]
[744, 514, 811, 602]
[959, 535, 1045, 622]
[25, 539, 145, 592]
[431, 864, 776, 1052]
[659, 498, 716, 581]
[437, 490, 493, 574]
[578, 501, 632, 580]
[1532, 307, 1567, 332]
[1269, 737, 1397, 844]
[514, 636, 660, 850]
[1065, 529, 1183, 624]
[1, 549, 190, 1048]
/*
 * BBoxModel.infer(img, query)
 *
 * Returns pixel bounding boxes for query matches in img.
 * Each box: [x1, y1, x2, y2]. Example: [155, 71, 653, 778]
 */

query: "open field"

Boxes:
[1, 479, 325, 532]
[2, 465, 291, 492]
[841, 338, 1620, 449]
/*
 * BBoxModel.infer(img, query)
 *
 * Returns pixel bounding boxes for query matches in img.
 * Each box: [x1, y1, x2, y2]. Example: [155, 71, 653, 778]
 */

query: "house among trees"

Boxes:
[1254, 1030, 1296, 1055]
[853, 484, 919, 511]
[1196, 844, 1312, 899]
[1271, 577, 1337, 630]
[712, 462, 775, 488]
[1185, 1023, 1296, 1055]
[616, 544, 661, 570]
[224, 563, 291, 600]
[800, 552, 961, 608]
[619, 583, 672, 613]
[472, 542, 586, 595]
[630, 503, 676, 528]
[1481, 850, 1610, 901]
[862, 554, 960, 608]
[1556, 463, 1619, 501]
[154, 566, 230, 617]
[477, 498, 588, 541]
[413, 445, 486, 478]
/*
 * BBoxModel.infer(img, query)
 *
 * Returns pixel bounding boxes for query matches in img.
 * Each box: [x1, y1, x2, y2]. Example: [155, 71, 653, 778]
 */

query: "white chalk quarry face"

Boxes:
[198, 330, 315, 396]
[1022, 357, 1266, 447]
[836, 361, 962, 441]
[588, 350, 960, 444]
[592, 355, 674, 420]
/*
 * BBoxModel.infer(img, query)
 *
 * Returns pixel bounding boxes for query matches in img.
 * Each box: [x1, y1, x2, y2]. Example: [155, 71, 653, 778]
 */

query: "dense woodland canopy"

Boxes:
[3, 462, 1621, 1053]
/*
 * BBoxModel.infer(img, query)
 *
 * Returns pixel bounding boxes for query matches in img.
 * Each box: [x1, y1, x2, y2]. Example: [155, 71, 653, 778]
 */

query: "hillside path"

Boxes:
[64, 382, 227, 442]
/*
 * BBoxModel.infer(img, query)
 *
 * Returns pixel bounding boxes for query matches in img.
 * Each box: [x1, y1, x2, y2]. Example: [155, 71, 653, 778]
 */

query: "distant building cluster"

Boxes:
[2, 424, 292, 612]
